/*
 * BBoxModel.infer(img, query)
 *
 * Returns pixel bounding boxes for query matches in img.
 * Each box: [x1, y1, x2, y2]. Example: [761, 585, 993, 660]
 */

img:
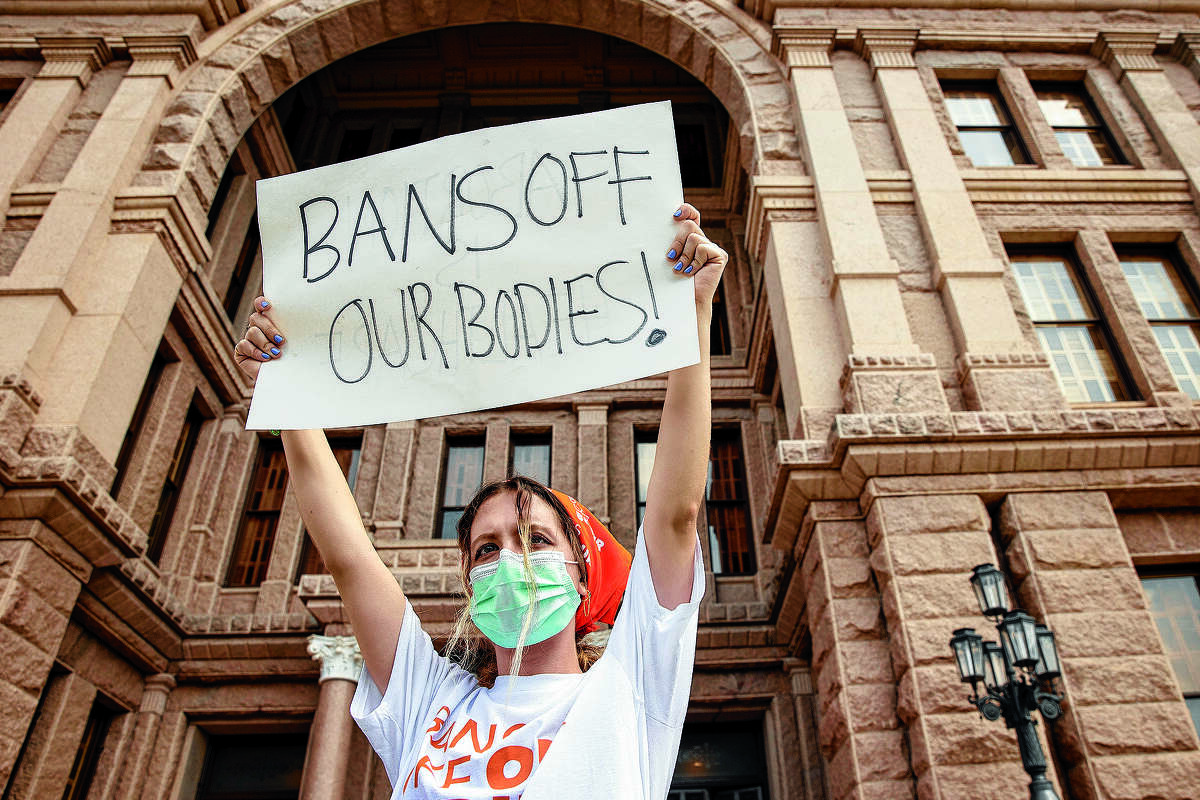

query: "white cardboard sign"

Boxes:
[246, 101, 697, 430]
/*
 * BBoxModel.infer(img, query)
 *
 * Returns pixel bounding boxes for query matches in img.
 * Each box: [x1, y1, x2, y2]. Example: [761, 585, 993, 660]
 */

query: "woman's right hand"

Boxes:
[234, 296, 287, 383]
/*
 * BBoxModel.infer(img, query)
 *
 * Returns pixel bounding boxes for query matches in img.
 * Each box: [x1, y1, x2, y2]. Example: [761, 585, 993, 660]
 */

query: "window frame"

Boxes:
[436, 432, 487, 540]
[225, 438, 289, 587]
[705, 426, 756, 576]
[1031, 81, 1126, 167]
[1137, 564, 1200, 738]
[1115, 245, 1200, 401]
[633, 428, 658, 531]
[146, 402, 205, 564]
[939, 80, 1032, 167]
[1007, 244, 1136, 403]
[508, 430, 553, 485]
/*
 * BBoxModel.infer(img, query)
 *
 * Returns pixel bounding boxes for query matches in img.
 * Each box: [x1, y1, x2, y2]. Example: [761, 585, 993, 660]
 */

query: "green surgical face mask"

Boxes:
[468, 550, 581, 649]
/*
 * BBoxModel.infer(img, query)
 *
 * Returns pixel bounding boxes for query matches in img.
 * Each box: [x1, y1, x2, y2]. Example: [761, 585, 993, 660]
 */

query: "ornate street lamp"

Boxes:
[949, 564, 1064, 800]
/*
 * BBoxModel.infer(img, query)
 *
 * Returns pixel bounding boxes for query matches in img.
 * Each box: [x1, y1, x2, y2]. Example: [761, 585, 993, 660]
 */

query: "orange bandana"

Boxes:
[551, 490, 633, 633]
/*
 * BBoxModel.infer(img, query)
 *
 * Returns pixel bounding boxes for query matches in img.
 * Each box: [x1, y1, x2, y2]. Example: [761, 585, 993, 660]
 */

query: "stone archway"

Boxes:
[132, 0, 800, 222]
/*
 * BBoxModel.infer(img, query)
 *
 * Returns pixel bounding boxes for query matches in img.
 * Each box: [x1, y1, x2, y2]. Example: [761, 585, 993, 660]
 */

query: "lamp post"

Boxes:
[949, 564, 1064, 800]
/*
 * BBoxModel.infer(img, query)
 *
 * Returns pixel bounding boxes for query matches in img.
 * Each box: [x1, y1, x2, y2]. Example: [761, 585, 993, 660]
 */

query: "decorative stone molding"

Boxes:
[956, 352, 1066, 411]
[35, 36, 111, 84]
[307, 634, 364, 683]
[744, 175, 815, 264]
[112, 189, 211, 277]
[1092, 31, 1162, 81]
[139, 674, 175, 714]
[771, 27, 836, 70]
[125, 34, 198, 86]
[1172, 32, 1200, 81]
[839, 353, 949, 415]
[854, 28, 919, 74]
[1, 373, 43, 410]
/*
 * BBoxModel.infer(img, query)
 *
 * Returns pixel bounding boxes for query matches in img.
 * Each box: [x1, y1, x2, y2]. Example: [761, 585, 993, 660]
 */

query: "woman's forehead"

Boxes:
[470, 490, 560, 536]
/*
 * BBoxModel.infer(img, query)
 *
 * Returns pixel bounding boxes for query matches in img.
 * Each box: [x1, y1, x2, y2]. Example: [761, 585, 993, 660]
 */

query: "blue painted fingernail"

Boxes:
[271, 347, 280, 356]
[685, 266, 693, 274]
[273, 335, 282, 344]
[674, 262, 683, 271]
[260, 300, 270, 309]
[261, 353, 270, 360]
[667, 249, 677, 259]
[673, 208, 683, 217]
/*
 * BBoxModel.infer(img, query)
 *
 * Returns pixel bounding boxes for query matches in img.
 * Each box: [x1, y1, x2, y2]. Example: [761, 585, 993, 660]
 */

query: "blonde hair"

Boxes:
[444, 476, 603, 687]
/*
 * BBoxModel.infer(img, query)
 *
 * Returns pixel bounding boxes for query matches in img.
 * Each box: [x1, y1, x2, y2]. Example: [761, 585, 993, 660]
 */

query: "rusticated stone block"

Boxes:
[1002, 490, 1118, 533]
[843, 684, 901, 732]
[913, 712, 1020, 768]
[892, 575, 980, 619]
[1074, 702, 1199, 756]
[1063, 656, 1184, 705]
[1007, 529, 1130, 574]
[1021, 569, 1146, 614]
[875, 531, 996, 576]
[1044, 610, 1166, 659]
[866, 493, 987, 541]
[1090, 752, 1200, 799]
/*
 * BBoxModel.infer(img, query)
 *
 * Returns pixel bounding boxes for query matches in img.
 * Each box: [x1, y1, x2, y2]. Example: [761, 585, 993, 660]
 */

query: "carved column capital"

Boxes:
[855, 28, 919, 74]
[1092, 31, 1162, 81]
[35, 36, 112, 85]
[139, 673, 176, 715]
[307, 634, 364, 683]
[771, 27, 836, 70]
[1172, 32, 1200, 82]
[125, 34, 199, 87]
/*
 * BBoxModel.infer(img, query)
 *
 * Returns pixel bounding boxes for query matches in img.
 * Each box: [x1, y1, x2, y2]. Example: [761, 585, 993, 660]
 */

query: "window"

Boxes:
[226, 440, 288, 587]
[634, 430, 657, 529]
[1033, 83, 1123, 166]
[711, 280, 732, 357]
[437, 435, 485, 539]
[195, 733, 307, 800]
[1118, 250, 1200, 400]
[296, 438, 362, 578]
[670, 720, 770, 800]
[62, 700, 114, 800]
[224, 213, 260, 323]
[1009, 250, 1129, 402]
[146, 404, 204, 563]
[111, 351, 167, 497]
[1140, 573, 1200, 737]
[706, 429, 754, 575]
[206, 153, 244, 240]
[0, 87, 14, 116]
[510, 432, 551, 485]
[941, 82, 1029, 167]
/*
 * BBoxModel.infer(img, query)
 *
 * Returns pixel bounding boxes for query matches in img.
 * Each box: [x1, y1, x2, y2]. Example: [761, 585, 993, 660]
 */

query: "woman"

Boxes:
[235, 203, 727, 799]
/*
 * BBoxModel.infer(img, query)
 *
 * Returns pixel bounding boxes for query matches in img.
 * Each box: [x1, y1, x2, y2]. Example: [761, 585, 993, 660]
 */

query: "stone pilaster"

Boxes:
[788, 665, 828, 800]
[0, 30, 198, 469]
[483, 418, 510, 484]
[866, 494, 1036, 799]
[372, 419, 418, 541]
[770, 28, 947, 419]
[113, 673, 176, 800]
[1097, 31, 1200, 216]
[999, 492, 1200, 800]
[575, 403, 609, 525]
[798, 507, 914, 799]
[3, 672, 96, 800]
[857, 29, 1055, 411]
[0, 37, 110, 221]
[303, 635, 363, 800]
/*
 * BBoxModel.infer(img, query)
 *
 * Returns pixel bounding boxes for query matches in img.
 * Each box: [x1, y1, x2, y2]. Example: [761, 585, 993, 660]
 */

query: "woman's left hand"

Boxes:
[666, 203, 728, 307]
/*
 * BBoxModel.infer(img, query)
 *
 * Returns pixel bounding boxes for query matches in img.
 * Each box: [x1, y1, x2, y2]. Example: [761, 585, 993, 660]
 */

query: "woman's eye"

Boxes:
[531, 533, 551, 545]
[475, 543, 498, 559]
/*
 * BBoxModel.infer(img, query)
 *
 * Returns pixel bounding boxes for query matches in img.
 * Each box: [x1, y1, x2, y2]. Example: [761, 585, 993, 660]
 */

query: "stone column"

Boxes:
[303, 635, 364, 800]
[1098, 32, 1200, 213]
[0, 526, 87, 790]
[112, 673, 175, 800]
[796, 504, 914, 799]
[0, 37, 111, 220]
[4, 672, 96, 799]
[787, 664, 828, 800]
[856, 29, 1062, 412]
[575, 403, 609, 525]
[770, 27, 947, 419]
[866, 493, 1036, 799]
[999, 492, 1200, 800]
[0, 34, 197, 464]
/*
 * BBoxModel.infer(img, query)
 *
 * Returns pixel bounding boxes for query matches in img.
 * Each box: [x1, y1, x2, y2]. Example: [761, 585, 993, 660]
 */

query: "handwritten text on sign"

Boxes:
[247, 102, 697, 429]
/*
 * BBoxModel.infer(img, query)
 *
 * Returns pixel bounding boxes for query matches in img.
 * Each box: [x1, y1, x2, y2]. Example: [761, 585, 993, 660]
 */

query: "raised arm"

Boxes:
[237, 297, 407, 692]
[642, 204, 727, 608]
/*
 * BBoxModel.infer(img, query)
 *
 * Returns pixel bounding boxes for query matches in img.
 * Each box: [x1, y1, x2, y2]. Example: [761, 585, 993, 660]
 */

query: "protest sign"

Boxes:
[246, 101, 697, 429]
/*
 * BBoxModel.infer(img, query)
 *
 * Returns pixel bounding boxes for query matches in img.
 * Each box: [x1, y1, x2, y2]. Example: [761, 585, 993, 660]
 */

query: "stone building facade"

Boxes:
[0, 0, 1199, 798]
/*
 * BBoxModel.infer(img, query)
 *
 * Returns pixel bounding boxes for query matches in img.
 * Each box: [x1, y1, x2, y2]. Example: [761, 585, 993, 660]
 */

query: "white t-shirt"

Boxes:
[351, 528, 705, 800]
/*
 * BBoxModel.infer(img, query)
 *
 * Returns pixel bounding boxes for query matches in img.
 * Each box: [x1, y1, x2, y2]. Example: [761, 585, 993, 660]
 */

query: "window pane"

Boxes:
[706, 431, 754, 575]
[1188, 697, 1200, 740]
[227, 444, 288, 587]
[1152, 325, 1200, 400]
[1012, 256, 1095, 322]
[958, 130, 1020, 167]
[1037, 88, 1100, 127]
[1053, 129, 1115, 167]
[635, 437, 657, 528]
[1036, 325, 1124, 402]
[442, 442, 484, 506]
[512, 438, 551, 485]
[1120, 257, 1200, 320]
[1141, 576, 1200, 697]
[944, 91, 1005, 126]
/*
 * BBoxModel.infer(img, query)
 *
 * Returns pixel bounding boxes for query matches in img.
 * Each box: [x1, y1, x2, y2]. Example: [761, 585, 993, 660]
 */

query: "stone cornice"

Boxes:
[762, 1, 1200, 21]
[1092, 31, 1163, 80]
[112, 188, 211, 274]
[125, 34, 198, 87]
[0, 1, 241, 31]
[1172, 31, 1200, 81]
[34, 35, 110, 84]
[854, 28, 919, 74]
[745, 174, 815, 263]
[770, 27, 836, 69]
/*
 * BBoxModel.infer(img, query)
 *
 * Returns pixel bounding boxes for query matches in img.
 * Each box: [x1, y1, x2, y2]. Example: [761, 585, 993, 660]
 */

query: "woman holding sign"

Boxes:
[234, 203, 725, 800]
